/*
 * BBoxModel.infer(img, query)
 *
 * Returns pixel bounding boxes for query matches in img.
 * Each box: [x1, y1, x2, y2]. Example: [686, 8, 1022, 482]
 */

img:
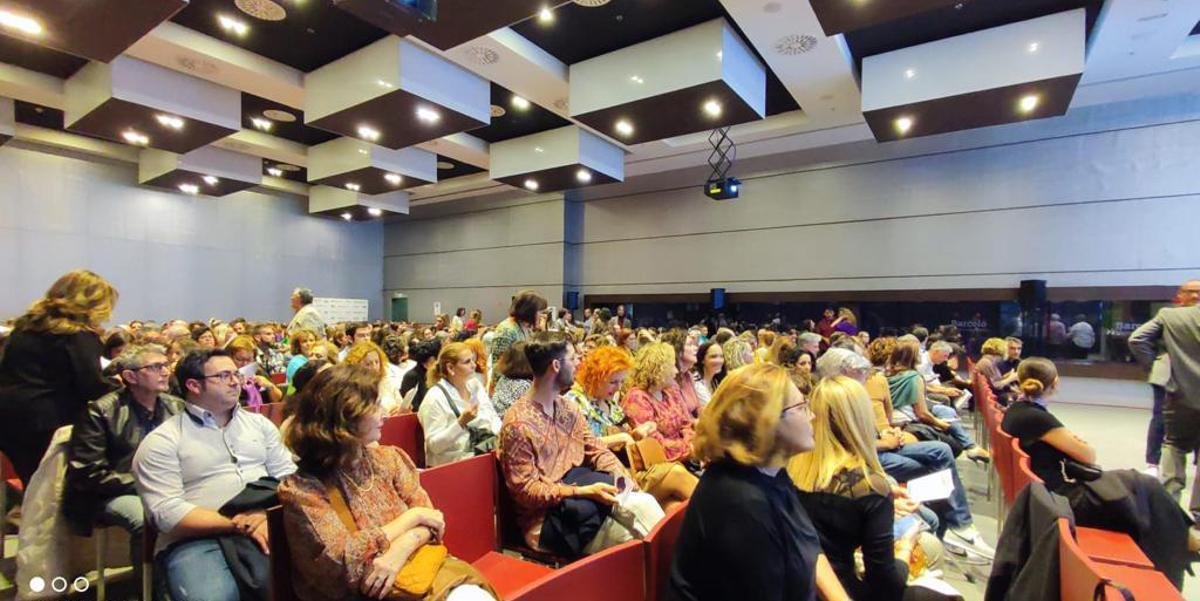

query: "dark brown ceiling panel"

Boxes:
[143, 169, 258, 197]
[67, 98, 237, 154]
[307, 89, 487, 150]
[862, 74, 1080, 142]
[0, 0, 187, 62]
[572, 80, 761, 146]
[334, 0, 564, 50]
[493, 162, 621, 194]
[309, 166, 432, 195]
[809, 0, 962, 36]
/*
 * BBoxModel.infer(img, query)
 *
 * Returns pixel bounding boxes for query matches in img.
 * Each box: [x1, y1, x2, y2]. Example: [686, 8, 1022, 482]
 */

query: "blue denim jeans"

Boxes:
[929, 404, 976, 450]
[879, 441, 973, 531]
[161, 538, 240, 601]
[98, 495, 145, 582]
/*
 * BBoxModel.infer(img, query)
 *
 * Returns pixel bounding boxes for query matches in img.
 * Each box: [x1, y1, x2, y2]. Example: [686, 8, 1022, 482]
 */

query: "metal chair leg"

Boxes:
[96, 527, 108, 601]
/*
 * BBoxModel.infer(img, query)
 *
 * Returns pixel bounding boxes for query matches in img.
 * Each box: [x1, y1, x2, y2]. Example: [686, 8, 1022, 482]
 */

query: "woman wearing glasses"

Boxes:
[0, 270, 120, 484]
[667, 364, 849, 601]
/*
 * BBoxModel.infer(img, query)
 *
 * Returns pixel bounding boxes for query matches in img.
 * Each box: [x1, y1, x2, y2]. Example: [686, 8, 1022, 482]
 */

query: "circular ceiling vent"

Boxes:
[775, 34, 818, 55]
[261, 109, 297, 122]
[763, 1, 782, 13]
[235, 0, 287, 21]
[275, 163, 301, 172]
[436, 161, 456, 170]
[573, 0, 611, 6]
[490, 104, 507, 118]
[176, 56, 218, 75]
[465, 46, 500, 66]
[553, 97, 569, 111]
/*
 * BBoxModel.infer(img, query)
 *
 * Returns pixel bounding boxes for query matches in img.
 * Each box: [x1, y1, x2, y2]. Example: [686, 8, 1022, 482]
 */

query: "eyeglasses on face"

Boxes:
[202, 371, 244, 385]
[134, 362, 170, 373]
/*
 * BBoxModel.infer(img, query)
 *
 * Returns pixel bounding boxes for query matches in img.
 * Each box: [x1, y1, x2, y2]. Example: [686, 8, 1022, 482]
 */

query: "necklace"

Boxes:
[340, 456, 376, 493]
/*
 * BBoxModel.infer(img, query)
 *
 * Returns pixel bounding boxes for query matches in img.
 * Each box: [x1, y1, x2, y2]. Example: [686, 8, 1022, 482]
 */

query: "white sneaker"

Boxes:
[946, 526, 995, 561]
[1142, 464, 1160, 478]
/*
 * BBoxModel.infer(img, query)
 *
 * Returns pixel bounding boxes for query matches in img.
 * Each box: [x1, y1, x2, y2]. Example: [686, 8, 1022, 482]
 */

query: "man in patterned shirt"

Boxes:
[499, 333, 663, 556]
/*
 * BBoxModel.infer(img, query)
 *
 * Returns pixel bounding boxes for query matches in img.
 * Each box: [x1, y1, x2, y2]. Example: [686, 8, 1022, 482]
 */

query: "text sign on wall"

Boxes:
[313, 297, 369, 324]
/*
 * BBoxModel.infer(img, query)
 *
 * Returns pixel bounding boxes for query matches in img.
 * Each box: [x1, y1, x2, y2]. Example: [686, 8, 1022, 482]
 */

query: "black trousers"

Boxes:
[0, 427, 56, 485]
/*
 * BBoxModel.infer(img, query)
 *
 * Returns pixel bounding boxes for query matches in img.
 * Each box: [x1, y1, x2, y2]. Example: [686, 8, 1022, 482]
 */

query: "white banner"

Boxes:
[313, 297, 369, 324]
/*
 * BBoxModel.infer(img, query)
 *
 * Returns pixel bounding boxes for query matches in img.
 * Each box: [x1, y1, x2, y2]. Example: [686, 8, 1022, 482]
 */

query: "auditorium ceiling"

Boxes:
[0, 0, 1194, 218]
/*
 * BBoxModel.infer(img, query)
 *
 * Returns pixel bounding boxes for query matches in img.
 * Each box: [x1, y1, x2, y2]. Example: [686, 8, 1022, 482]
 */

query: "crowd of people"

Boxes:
[0, 269, 1197, 601]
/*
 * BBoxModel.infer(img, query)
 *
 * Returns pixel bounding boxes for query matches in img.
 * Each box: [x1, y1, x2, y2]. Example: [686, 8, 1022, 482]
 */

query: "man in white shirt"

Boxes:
[286, 287, 326, 339]
[134, 349, 296, 601]
[337, 322, 373, 361]
[1067, 314, 1096, 359]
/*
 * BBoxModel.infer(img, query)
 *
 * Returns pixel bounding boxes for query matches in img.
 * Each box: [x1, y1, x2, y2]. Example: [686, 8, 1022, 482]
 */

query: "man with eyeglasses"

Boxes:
[64, 343, 184, 585]
[134, 348, 296, 601]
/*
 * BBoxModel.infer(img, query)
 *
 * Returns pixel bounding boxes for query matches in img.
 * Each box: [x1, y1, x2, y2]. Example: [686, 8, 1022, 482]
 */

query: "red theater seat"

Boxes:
[1057, 518, 1181, 601]
[644, 501, 688, 601]
[507, 539, 646, 601]
[380, 413, 425, 468]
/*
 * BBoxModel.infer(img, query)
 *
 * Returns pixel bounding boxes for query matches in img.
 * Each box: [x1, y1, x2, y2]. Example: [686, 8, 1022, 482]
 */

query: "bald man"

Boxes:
[1130, 279, 1200, 519]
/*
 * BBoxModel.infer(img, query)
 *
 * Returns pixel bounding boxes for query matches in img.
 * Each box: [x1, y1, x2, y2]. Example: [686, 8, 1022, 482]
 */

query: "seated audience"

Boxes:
[782, 347, 816, 393]
[692, 340, 726, 406]
[667, 363, 848, 601]
[721, 337, 754, 372]
[662, 329, 704, 416]
[417, 342, 501, 467]
[344, 340, 402, 414]
[191, 326, 217, 348]
[1002, 357, 1197, 588]
[790, 376, 920, 601]
[754, 330, 775, 363]
[997, 337, 1023, 376]
[975, 337, 1018, 405]
[133, 348, 297, 601]
[64, 343, 184, 585]
[229, 335, 283, 407]
[339, 322, 374, 361]
[280, 365, 497, 601]
[797, 332, 822, 357]
[887, 338, 990, 463]
[499, 334, 664, 556]
[491, 341, 533, 417]
[622, 342, 699, 466]
[400, 339, 441, 412]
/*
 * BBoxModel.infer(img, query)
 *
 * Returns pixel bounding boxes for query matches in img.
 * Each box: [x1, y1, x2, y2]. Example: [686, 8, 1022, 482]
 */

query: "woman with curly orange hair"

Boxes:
[343, 340, 402, 414]
[0, 270, 120, 483]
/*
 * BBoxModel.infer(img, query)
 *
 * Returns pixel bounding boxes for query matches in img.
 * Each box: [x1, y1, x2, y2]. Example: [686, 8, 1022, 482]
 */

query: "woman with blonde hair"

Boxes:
[790, 377, 918, 601]
[417, 342, 501, 467]
[567, 346, 697, 511]
[754, 330, 776, 363]
[280, 365, 497, 601]
[976, 337, 1018, 405]
[344, 340, 402, 414]
[621, 343, 698, 465]
[668, 364, 848, 601]
[1002, 358, 1197, 588]
[722, 337, 754, 373]
[286, 329, 319, 386]
[0, 270, 119, 483]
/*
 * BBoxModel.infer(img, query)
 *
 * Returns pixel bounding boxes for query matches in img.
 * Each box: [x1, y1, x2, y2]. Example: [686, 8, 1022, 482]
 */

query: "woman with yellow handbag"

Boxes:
[280, 364, 497, 601]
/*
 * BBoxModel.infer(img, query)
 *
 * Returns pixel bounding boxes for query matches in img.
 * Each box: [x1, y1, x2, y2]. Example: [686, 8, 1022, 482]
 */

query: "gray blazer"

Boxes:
[1130, 306, 1200, 408]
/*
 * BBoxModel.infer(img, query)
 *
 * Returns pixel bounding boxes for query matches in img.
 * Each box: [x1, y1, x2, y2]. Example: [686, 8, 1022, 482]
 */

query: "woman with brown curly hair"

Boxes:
[621, 342, 698, 465]
[280, 364, 497, 601]
[344, 340, 402, 414]
[0, 270, 119, 483]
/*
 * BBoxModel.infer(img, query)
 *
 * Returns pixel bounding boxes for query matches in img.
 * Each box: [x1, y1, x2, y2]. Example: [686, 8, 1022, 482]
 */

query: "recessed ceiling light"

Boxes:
[524, 179, 539, 191]
[121, 130, 149, 145]
[629, 75, 644, 84]
[155, 114, 185, 130]
[534, 146, 544, 153]
[250, 117, 273, 131]
[1019, 94, 1040, 114]
[345, 183, 361, 191]
[0, 10, 43, 36]
[716, 51, 723, 59]
[1027, 42, 1040, 53]
[576, 169, 592, 183]
[904, 69, 916, 79]
[356, 125, 380, 141]
[202, 175, 219, 185]
[341, 212, 353, 221]
[218, 14, 249, 36]
[261, 109, 295, 122]
[436, 161, 455, 170]
[703, 99, 722, 118]
[368, 207, 383, 217]
[385, 173, 403, 185]
[376, 79, 394, 89]
[894, 116, 914, 135]
[511, 95, 530, 110]
[276, 163, 300, 172]
[267, 167, 283, 177]
[416, 107, 441, 124]
[614, 120, 634, 137]
[538, 6, 554, 23]
[179, 183, 200, 195]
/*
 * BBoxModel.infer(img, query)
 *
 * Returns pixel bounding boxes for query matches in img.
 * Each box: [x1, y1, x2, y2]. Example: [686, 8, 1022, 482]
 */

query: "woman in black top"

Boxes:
[667, 364, 848, 601]
[0, 270, 119, 483]
[1002, 357, 1196, 588]
[791, 376, 919, 601]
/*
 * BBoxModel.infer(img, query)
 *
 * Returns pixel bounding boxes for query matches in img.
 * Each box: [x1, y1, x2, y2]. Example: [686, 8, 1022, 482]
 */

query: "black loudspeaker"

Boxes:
[1018, 279, 1047, 308]
[711, 288, 726, 311]
[564, 291, 579, 311]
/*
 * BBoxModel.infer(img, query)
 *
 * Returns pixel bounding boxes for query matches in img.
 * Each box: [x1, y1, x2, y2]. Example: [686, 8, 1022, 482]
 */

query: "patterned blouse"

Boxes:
[488, 318, 528, 382]
[278, 446, 432, 601]
[499, 393, 629, 549]
[492, 375, 532, 417]
[621, 386, 697, 463]
[564, 383, 625, 438]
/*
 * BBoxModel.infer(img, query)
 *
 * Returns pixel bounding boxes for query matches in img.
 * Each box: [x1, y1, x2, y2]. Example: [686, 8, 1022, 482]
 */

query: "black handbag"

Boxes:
[437, 383, 498, 455]
[1060, 458, 1103, 484]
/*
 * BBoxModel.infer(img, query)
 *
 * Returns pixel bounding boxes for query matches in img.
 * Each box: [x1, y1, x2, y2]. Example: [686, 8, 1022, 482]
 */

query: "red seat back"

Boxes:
[267, 505, 297, 601]
[419, 453, 497, 563]
[644, 501, 688, 601]
[1058, 518, 1134, 601]
[508, 539, 647, 601]
[992, 427, 1017, 506]
[380, 413, 425, 468]
[249, 402, 285, 426]
[1011, 437, 1043, 491]
[1, 451, 22, 492]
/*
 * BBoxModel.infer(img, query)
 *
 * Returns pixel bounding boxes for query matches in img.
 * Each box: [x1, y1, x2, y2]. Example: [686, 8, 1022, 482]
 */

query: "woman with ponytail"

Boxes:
[1002, 357, 1198, 588]
[0, 270, 120, 483]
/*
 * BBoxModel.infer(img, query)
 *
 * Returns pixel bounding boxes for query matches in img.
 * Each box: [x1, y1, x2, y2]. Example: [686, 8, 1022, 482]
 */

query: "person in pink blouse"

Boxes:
[280, 365, 496, 601]
[622, 342, 699, 467]
[499, 333, 663, 557]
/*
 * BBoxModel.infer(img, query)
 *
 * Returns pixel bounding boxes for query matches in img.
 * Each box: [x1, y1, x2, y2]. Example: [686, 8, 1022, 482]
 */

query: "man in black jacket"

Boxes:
[64, 343, 184, 580]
